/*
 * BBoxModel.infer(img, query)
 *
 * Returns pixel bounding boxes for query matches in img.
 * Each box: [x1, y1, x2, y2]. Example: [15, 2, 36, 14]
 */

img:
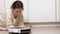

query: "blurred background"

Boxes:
[0, 0, 60, 34]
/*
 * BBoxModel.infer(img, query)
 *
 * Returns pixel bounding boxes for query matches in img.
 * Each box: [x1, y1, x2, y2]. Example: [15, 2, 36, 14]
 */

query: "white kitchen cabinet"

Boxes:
[28, 0, 56, 22]
[0, 0, 59, 23]
[56, 0, 60, 22]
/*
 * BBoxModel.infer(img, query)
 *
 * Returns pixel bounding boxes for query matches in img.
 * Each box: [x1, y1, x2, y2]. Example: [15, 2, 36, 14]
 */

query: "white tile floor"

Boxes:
[0, 26, 60, 34]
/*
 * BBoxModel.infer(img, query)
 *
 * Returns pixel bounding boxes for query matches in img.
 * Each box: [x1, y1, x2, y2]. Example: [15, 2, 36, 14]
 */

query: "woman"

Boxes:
[0, 0, 31, 30]
[9, 0, 25, 28]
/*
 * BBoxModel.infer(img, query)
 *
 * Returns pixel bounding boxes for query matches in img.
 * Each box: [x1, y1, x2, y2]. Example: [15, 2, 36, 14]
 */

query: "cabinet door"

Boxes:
[29, 0, 56, 23]
[56, 0, 60, 22]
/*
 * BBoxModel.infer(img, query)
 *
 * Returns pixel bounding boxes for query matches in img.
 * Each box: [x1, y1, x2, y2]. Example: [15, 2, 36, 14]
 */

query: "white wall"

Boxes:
[56, 0, 60, 22]
[0, 0, 6, 25]
[29, 0, 56, 22]
[0, 0, 57, 23]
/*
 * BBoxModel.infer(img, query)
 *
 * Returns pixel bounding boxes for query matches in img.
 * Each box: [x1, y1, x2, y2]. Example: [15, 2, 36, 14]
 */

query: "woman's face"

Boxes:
[12, 8, 23, 17]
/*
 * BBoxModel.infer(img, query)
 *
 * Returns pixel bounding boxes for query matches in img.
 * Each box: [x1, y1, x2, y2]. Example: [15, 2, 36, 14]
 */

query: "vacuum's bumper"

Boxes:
[8, 27, 31, 34]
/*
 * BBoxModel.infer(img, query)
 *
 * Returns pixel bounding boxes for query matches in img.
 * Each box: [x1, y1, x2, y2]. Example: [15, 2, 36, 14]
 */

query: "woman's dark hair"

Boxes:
[11, 1, 23, 9]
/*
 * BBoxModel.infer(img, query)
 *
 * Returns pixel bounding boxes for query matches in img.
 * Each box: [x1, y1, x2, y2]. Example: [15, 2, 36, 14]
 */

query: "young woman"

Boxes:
[9, 0, 25, 27]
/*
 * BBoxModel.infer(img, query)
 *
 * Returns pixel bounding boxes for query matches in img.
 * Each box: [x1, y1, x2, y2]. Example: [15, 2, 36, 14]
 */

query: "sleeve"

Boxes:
[0, 11, 7, 30]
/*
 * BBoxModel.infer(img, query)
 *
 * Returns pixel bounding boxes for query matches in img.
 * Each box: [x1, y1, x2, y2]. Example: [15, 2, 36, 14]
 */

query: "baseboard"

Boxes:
[24, 22, 60, 27]
[24, 22, 60, 24]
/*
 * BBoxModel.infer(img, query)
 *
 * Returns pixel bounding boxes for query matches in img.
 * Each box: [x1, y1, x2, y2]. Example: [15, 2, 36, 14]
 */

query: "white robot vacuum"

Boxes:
[8, 26, 31, 34]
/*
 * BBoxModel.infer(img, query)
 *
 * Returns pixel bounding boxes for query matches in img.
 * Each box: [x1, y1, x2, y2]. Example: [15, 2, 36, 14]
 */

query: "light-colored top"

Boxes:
[0, 10, 25, 30]
[12, 13, 25, 27]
